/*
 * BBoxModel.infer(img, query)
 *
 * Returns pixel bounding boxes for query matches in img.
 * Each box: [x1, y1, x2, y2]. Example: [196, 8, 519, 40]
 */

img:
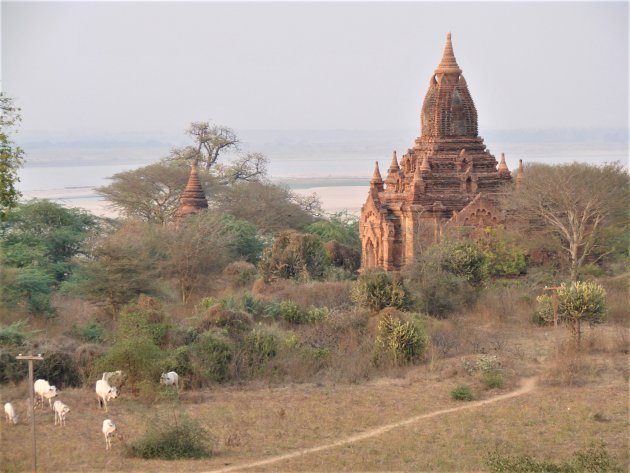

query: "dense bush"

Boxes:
[351, 270, 411, 312]
[476, 228, 527, 277]
[34, 351, 81, 388]
[242, 326, 279, 366]
[485, 443, 622, 473]
[278, 300, 306, 324]
[0, 320, 32, 347]
[450, 385, 474, 401]
[223, 261, 258, 288]
[259, 230, 329, 282]
[128, 414, 212, 460]
[74, 343, 105, 386]
[373, 313, 428, 367]
[71, 320, 107, 343]
[415, 272, 476, 318]
[189, 330, 233, 384]
[0, 350, 27, 384]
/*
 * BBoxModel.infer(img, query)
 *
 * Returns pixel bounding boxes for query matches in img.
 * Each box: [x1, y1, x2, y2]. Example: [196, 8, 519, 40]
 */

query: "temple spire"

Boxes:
[497, 152, 510, 175]
[435, 32, 462, 75]
[388, 150, 399, 171]
[175, 159, 208, 221]
[370, 161, 384, 192]
[515, 159, 525, 189]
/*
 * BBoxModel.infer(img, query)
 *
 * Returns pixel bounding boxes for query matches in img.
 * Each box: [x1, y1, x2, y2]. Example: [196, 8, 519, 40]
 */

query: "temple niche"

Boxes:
[360, 33, 522, 271]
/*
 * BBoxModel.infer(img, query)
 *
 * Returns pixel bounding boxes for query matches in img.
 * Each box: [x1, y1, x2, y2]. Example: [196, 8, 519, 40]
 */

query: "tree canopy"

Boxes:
[0, 93, 25, 220]
[502, 162, 629, 281]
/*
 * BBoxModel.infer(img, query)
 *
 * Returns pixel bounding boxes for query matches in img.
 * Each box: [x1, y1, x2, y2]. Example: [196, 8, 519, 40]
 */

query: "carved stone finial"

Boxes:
[371, 161, 383, 184]
[435, 32, 462, 75]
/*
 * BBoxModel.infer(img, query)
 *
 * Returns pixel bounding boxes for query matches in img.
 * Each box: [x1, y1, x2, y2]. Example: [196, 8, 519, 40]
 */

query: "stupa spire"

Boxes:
[435, 32, 462, 75]
[497, 152, 510, 175]
[371, 161, 383, 184]
[515, 159, 525, 189]
[388, 150, 399, 171]
[175, 159, 208, 221]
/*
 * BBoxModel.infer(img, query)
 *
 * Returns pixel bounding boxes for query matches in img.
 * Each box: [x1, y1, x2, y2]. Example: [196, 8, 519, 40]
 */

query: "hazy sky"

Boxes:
[2, 1, 628, 138]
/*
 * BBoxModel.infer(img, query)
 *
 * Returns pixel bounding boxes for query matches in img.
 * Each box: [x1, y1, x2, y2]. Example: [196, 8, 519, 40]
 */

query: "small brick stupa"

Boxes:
[360, 33, 518, 271]
[175, 160, 208, 221]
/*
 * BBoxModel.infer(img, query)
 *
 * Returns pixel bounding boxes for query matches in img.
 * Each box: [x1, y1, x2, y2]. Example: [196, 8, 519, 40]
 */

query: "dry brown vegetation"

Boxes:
[1, 276, 628, 472]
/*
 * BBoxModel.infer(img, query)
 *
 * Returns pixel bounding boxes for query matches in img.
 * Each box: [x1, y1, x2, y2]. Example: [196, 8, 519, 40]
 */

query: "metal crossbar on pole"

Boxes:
[16, 354, 44, 473]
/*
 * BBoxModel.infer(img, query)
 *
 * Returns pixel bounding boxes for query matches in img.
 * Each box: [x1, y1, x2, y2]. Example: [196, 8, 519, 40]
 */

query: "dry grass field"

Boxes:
[1, 314, 628, 473]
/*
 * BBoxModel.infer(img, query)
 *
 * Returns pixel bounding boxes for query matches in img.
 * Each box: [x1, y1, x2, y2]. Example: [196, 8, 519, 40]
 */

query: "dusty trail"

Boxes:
[205, 377, 537, 473]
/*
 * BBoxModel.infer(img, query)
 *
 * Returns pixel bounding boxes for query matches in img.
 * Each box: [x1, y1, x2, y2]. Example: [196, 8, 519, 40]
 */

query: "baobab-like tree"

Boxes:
[502, 162, 629, 281]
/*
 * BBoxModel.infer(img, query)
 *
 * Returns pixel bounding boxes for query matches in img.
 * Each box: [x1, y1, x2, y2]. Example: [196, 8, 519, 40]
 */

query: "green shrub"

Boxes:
[243, 326, 279, 366]
[0, 350, 27, 384]
[34, 351, 81, 388]
[415, 272, 476, 318]
[450, 385, 474, 401]
[71, 320, 107, 343]
[128, 414, 212, 460]
[190, 330, 233, 384]
[482, 370, 504, 389]
[96, 335, 167, 390]
[477, 228, 527, 277]
[485, 442, 622, 473]
[0, 320, 32, 347]
[373, 314, 428, 366]
[223, 261, 258, 288]
[74, 343, 104, 386]
[441, 242, 488, 286]
[306, 306, 331, 323]
[536, 281, 607, 347]
[351, 270, 411, 312]
[259, 230, 329, 282]
[279, 300, 307, 324]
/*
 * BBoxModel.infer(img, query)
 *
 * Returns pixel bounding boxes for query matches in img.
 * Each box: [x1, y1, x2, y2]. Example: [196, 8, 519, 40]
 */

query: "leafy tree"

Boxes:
[165, 211, 233, 303]
[169, 121, 239, 171]
[214, 152, 268, 183]
[536, 281, 606, 348]
[218, 214, 265, 264]
[0, 200, 97, 314]
[68, 221, 168, 311]
[306, 211, 360, 249]
[476, 227, 527, 277]
[96, 162, 193, 224]
[502, 162, 630, 281]
[259, 230, 329, 282]
[214, 181, 318, 233]
[0, 93, 24, 220]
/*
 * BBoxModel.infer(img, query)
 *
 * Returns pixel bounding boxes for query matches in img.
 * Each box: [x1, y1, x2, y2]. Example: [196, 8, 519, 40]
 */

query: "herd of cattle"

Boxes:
[3, 370, 180, 451]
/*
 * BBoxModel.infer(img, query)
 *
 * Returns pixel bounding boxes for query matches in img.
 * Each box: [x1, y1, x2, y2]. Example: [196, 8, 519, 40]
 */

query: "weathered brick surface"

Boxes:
[360, 33, 514, 271]
[175, 160, 208, 220]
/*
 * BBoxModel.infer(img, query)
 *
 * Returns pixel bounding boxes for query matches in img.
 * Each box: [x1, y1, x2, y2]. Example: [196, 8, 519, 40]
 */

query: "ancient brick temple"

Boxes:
[360, 33, 523, 271]
[175, 160, 208, 221]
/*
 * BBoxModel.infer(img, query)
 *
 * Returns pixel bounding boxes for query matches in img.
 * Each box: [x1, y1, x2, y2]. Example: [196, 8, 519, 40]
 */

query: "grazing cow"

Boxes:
[53, 400, 70, 427]
[95, 379, 118, 412]
[160, 371, 179, 390]
[33, 379, 58, 409]
[4, 402, 18, 425]
[102, 419, 116, 450]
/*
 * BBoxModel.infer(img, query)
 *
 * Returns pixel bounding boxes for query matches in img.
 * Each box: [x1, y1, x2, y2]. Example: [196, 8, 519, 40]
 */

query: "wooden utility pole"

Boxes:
[543, 286, 561, 355]
[16, 353, 44, 473]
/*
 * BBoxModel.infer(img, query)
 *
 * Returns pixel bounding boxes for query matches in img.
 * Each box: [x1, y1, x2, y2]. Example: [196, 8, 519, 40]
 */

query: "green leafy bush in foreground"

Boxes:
[450, 385, 474, 401]
[128, 415, 212, 460]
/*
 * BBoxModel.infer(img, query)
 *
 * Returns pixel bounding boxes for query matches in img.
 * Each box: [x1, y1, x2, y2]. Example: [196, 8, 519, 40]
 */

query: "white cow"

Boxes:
[160, 371, 179, 390]
[53, 400, 70, 426]
[102, 419, 116, 450]
[4, 402, 18, 425]
[95, 379, 118, 412]
[34, 379, 58, 409]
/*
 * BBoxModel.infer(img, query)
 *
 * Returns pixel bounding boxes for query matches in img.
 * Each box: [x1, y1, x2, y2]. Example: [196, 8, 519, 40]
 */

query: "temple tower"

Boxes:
[360, 33, 518, 271]
[175, 160, 208, 221]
